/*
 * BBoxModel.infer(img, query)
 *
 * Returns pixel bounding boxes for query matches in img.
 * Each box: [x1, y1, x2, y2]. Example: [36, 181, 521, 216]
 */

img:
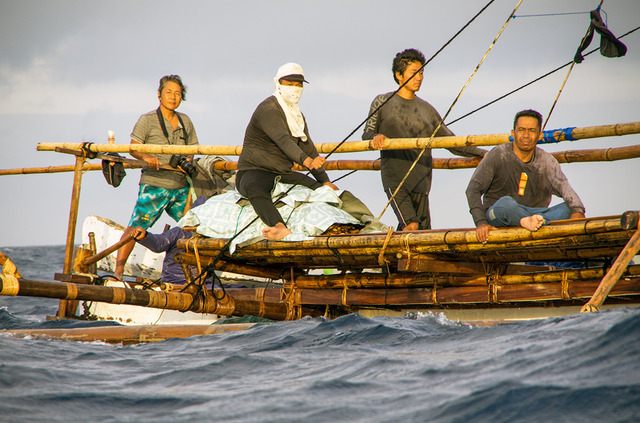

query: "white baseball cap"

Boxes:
[275, 62, 309, 83]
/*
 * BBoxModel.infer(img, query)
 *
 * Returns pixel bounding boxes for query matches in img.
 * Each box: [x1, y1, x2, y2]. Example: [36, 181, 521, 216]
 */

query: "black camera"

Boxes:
[169, 154, 197, 178]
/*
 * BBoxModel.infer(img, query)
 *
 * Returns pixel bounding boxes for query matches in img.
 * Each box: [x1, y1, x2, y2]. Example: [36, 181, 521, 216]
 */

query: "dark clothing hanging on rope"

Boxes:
[574, 8, 627, 63]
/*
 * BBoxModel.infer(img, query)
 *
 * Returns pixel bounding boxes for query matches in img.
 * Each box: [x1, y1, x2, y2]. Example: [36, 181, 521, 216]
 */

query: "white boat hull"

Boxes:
[79, 216, 221, 325]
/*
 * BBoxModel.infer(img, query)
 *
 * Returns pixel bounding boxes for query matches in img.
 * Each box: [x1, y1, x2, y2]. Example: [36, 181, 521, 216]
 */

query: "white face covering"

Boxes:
[274, 81, 307, 141]
[277, 84, 303, 104]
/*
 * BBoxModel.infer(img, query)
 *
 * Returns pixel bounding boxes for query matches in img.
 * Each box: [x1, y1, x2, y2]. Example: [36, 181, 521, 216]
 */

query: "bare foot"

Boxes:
[520, 215, 545, 231]
[262, 222, 292, 241]
[402, 222, 419, 231]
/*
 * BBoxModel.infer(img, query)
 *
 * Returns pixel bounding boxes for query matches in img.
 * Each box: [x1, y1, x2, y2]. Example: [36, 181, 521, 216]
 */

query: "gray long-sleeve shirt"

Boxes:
[363, 93, 485, 193]
[465, 142, 586, 227]
[238, 96, 329, 184]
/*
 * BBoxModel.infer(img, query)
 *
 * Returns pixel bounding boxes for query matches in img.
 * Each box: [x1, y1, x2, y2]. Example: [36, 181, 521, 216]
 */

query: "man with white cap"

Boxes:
[236, 63, 338, 241]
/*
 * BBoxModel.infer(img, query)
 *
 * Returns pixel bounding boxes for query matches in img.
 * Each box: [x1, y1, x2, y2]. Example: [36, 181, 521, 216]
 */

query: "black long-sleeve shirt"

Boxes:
[238, 96, 329, 184]
[363, 93, 485, 193]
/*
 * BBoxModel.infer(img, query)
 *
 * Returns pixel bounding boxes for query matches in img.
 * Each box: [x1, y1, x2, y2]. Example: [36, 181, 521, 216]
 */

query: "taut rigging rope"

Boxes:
[377, 0, 524, 221]
[542, 1, 604, 131]
[446, 25, 639, 126]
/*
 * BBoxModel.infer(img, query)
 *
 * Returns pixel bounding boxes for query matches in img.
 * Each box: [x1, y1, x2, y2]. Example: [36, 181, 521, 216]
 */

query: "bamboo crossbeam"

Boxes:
[174, 251, 296, 280]
[214, 144, 640, 171]
[285, 265, 640, 289]
[36, 121, 640, 156]
[178, 216, 624, 254]
[0, 163, 104, 176]
[0, 323, 257, 344]
[225, 275, 640, 306]
[11, 143, 637, 177]
[0, 277, 321, 320]
[176, 217, 633, 268]
[314, 122, 640, 154]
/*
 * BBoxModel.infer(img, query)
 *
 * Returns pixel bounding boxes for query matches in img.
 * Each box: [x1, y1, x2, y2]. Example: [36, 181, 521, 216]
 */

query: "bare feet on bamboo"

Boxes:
[520, 215, 544, 232]
[262, 222, 292, 241]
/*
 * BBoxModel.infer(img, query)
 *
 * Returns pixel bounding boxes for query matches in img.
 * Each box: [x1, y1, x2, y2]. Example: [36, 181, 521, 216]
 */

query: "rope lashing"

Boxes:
[508, 127, 577, 143]
[378, 226, 395, 267]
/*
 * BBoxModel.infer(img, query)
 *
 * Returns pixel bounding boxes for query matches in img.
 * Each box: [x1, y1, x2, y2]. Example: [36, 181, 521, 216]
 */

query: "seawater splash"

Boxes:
[0, 246, 639, 422]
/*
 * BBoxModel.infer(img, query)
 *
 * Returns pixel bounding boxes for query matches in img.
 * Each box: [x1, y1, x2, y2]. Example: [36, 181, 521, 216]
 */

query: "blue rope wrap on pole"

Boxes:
[508, 127, 576, 143]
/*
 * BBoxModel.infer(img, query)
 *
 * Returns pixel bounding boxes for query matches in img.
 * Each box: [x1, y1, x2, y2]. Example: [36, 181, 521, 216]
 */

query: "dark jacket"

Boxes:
[238, 96, 329, 183]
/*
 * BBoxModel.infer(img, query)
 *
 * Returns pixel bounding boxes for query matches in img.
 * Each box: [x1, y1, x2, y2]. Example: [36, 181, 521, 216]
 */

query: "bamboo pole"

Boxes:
[177, 216, 624, 253]
[0, 277, 322, 320]
[176, 223, 633, 268]
[314, 121, 640, 154]
[225, 274, 640, 306]
[0, 163, 104, 176]
[1, 323, 257, 345]
[581, 227, 640, 312]
[36, 121, 640, 155]
[286, 265, 640, 289]
[174, 251, 294, 280]
[9, 144, 637, 177]
[81, 234, 136, 267]
[58, 155, 86, 318]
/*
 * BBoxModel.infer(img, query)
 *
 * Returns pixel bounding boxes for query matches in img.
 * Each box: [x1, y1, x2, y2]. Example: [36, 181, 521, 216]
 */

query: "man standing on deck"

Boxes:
[363, 48, 486, 231]
[236, 62, 338, 241]
[114, 75, 199, 280]
[465, 109, 586, 244]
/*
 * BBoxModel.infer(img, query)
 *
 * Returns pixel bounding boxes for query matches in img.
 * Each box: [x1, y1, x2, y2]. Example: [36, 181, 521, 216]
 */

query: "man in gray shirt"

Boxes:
[363, 48, 485, 231]
[466, 109, 585, 244]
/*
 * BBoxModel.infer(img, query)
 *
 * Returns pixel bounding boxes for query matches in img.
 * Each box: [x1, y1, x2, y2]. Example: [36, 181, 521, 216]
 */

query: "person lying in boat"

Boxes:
[363, 48, 486, 231]
[236, 62, 338, 241]
[466, 109, 586, 244]
[114, 75, 199, 280]
[128, 196, 208, 285]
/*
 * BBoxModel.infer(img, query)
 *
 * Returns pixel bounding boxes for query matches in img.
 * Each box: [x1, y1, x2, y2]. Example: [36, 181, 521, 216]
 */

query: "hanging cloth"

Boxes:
[574, 8, 627, 63]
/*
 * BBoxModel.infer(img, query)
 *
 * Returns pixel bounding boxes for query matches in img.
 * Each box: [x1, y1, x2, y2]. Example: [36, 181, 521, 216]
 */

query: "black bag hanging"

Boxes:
[101, 153, 127, 187]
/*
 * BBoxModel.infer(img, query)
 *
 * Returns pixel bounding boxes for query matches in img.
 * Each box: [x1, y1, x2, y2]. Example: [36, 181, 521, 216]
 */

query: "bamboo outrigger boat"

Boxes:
[1, 121, 639, 343]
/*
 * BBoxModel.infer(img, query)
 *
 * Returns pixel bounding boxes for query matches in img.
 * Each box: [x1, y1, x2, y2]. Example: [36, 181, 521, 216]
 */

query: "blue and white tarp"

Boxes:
[178, 183, 385, 253]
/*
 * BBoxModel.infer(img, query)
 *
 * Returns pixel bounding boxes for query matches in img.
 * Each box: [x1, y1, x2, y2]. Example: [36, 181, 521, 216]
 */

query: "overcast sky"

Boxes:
[1, 0, 639, 247]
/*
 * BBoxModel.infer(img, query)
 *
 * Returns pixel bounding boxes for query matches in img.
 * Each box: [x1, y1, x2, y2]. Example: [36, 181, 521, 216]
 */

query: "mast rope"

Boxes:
[543, 1, 608, 130]
[377, 0, 524, 221]
[321, 0, 497, 162]
[512, 11, 594, 19]
[446, 25, 639, 126]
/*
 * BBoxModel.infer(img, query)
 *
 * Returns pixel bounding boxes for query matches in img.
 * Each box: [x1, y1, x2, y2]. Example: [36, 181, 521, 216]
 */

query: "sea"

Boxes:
[0, 245, 639, 423]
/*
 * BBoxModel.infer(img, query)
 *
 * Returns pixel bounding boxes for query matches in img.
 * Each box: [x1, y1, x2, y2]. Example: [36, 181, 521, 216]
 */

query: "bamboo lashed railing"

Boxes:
[4, 143, 639, 176]
[36, 121, 640, 156]
[175, 215, 635, 269]
[224, 273, 640, 307]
